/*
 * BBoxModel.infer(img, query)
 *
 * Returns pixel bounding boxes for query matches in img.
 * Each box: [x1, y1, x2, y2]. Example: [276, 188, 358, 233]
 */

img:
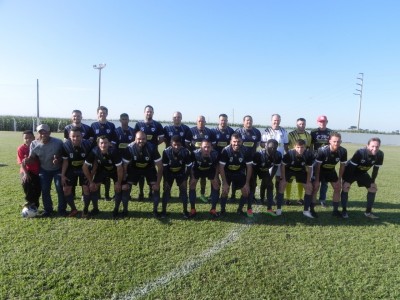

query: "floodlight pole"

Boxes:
[353, 73, 364, 130]
[93, 64, 106, 107]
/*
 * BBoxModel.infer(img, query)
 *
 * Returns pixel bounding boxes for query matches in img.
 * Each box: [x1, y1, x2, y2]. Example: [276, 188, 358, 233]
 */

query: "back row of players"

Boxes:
[20, 105, 384, 219]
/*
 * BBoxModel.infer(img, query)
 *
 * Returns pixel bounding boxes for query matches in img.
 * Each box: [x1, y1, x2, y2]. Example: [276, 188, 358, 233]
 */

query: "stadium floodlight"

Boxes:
[93, 64, 106, 107]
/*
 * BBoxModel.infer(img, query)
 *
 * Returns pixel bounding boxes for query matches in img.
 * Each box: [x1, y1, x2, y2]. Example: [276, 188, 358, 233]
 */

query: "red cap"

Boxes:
[317, 115, 328, 122]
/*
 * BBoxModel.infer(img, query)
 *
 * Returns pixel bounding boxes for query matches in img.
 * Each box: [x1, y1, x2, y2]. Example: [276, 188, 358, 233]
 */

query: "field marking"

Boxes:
[113, 205, 262, 300]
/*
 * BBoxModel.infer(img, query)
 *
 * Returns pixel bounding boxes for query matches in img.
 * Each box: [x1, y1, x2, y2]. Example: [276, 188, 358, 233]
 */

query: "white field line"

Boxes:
[113, 204, 262, 300]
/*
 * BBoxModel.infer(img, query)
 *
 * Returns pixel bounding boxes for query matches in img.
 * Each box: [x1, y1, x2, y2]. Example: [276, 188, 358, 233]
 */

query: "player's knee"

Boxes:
[342, 182, 350, 192]
[122, 184, 130, 191]
[368, 186, 377, 193]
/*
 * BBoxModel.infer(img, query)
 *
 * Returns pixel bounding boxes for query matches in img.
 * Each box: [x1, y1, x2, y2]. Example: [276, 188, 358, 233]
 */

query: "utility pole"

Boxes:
[93, 64, 106, 107]
[353, 73, 364, 130]
[36, 79, 40, 125]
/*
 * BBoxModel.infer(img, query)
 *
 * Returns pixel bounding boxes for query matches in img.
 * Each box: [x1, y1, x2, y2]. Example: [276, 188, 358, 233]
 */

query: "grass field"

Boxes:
[1, 131, 400, 300]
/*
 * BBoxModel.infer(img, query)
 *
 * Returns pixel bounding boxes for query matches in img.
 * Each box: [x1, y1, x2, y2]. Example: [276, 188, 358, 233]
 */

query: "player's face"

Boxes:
[98, 138, 109, 152]
[329, 136, 341, 151]
[23, 133, 34, 146]
[367, 141, 380, 155]
[197, 117, 206, 129]
[295, 144, 305, 156]
[201, 141, 211, 156]
[231, 137, 242, 151]
[120, 117, 129, 127]
[318, 120, 327, 129]
[70, 131, 82, 146]
[135, 133, 147, 148]
[219, 116, 228, 129]
[271, 116, 281, 129]
[173, 113, 182, 126]
[39, 130, 50, 143]
[171, 141, 182, 153]
[144, 107, 154, 121]
[296, 120, 306, 132]
[243, 117, 252, 129]
[97, 109, 108, 122]
[72, 112, 82, 124]
[266, 142, 277, 155]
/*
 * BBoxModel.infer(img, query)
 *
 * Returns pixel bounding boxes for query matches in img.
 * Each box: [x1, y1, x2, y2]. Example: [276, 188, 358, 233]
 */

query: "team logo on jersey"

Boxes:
[95, 129, 99, 134]
[252, 135, 256, 140]
[151, 128, 155, 132]
[180, 132, 184, 136]
[70, 153, 74, 158]
[134, 156, 137, 160]
[229, 157, 233, 162]
[216, 134, 220, 139]
[145, 157, 149, 161]
[239, 158, 243, 163]
[108, 160, 112, 164]
[361, 159, 365, 163]
[128, 135, 133, 140]
[226, 134, 230, 139]
[205, 135, 209, 139]
[193, 135, 197, 139]
[335, 158, 339, 162]
[106, 129, 110, 134]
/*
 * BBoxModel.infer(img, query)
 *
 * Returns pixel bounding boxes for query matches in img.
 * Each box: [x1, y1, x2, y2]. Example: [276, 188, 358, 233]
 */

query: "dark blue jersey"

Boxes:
[162, 146, 192, 175]
[282, 149, 314, 172]
[85, 145, 122, 173]
[90, 121, 117, 144]
[64, 123, 94, 140]
[212, 126, 235, 153]
[315, 145, 347, 171]
[62, 139, 93, 171]
[188, 127, 216, 151]
[346, 147, 384, 173]
[163, 124, 191, 148]
[310, 128, 333, 152]
[219, 145, 253, 175]
[191, 148, 219, 173]
[253, 149, 282, 173]
[115, 126, 135, 152]
[235, 127, 261, 154]
[134, 120, 164, 148]
[122, 142, 161, 170]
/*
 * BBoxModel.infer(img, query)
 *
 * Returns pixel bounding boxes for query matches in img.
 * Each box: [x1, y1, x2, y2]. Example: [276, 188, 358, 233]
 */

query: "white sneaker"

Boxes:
[303, 210, 314, 218]
[365, 212, 379, 219]
[276, 209, 282, 216]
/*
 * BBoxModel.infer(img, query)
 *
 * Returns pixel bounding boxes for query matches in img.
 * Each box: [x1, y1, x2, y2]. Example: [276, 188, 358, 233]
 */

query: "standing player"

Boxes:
[115, 113, 135, 152]
[219, 133, 253, 217]
[261, 114, 289, 198]
[313, 132, 347, 217]
[252, 139, 282, 215]
[189, 140, 221, 218]
[64, 109, 94, 141]
[17, 130, 41, 208]
[122, 131, 163, 218]
[134, 105, 164, 200]
[163, 111, 191, 148]
[212, 113, 235, 154]
[310, 115, 334, 207]
[90, 106, 118, 201]
[61, 127, 93, 217]
[276, 139, 315, 218]
[341, 137, 384, 219]
[162, 135, 193, 218]
[82, 136, 123, 218]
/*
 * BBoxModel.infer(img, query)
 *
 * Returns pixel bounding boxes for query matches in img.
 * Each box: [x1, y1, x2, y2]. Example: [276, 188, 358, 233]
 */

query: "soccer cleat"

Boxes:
[209, 209, 220, 218]
[39, 211, 52, 218]
[265, 209, 277, 217]
[68, 209, 79, 217]
[285, 200, 292, 206]
[121, 210, 128, 218]
[90, 208, 100, 215]
[310, 210, 318, 218]
[276, 209, 282, 216]
[332, 210, 342, 218]
[112, 210, 119, 219]
[189, 208, 197, 218]
[365, 212, 379, 219]
[237, 209, 246, 216]
[320, 201, 328, 208]
[247, 209, 254, 218]
[219, 210, 226, 217]
[303, 211, 314, 219]
[297, 199, 304, 205]
[342, 211, 349, 219]
[81, 210, 89, 219]
[199, 195, 208, 203]
[183, 211, 190, 219]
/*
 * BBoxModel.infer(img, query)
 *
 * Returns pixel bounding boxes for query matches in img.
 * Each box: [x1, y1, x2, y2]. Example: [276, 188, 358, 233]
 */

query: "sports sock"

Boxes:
[366, 192, 376, 213]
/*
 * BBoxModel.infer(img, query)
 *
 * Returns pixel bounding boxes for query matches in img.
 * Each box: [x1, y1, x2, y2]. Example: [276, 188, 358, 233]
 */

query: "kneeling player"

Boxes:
[189, 140, 220, 217]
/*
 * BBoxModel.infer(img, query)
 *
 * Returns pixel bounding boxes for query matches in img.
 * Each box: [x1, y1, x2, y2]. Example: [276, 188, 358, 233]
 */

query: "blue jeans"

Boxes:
[39, 168, 66, 214]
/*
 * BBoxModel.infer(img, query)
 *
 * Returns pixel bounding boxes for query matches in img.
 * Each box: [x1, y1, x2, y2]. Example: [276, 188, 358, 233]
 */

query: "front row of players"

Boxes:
[60, 127, 384, 219]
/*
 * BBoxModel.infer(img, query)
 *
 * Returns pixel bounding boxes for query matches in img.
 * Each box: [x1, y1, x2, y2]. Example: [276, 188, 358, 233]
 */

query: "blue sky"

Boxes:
[1, 0, 399, 132]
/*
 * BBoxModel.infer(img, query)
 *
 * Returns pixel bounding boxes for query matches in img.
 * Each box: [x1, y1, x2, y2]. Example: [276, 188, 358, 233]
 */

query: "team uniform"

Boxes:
[315, 145, 347, 183]
[188, 127, 216, 151]
[212, 126, 235, 154]
[64, 123, 94, 141]
[162, 146, 193, 217]
[163, 123, 191, 148]
[91, 121, 118, 144]
[115, 126, 135, 154]
[253, 148, 282, 210]
[134, 120, 164, 148]
[219, 144, 253, 214]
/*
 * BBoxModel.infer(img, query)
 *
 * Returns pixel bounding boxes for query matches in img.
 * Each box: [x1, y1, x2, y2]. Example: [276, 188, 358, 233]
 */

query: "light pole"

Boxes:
[353, 73, 364, 130]
[93, 63, 106, 107]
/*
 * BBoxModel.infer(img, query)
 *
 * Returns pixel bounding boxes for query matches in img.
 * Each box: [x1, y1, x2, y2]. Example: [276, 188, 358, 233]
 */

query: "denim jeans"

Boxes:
[39, 168, 66, 214]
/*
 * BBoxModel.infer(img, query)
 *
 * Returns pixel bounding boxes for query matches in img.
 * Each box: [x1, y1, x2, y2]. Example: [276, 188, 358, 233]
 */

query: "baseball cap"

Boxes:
[317, 115, 328, 122]
[36, 124, 50, 132]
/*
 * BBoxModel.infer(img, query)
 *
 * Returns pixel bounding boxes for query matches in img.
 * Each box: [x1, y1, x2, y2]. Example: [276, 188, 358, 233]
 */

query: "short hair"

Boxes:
[23, 130, 34, 135]
[120, 113, 129, 119]
[96, 135, 109, 143]
[171, 135, 182, 144]
[72, 109, 82, 115]
[243, 115, 252, 121]
[231, 133, 241, 140]
[368, 137, 381, 145]
[144, 105, 154, 112]
[219, 113, 228, 119]
[329, 132, 341, 140]
[97, 106, 108, 113]
[295, 139, 306, 146]
[266, 139, 278, 148]
[297, 117, 306, 122]
[271, 114, 281, 120]
[70, 126, 82, 133]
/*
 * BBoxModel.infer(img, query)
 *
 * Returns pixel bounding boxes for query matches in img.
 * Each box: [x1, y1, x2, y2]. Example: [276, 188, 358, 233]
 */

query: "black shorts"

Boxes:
[255, 170, 273, 181]
[285, 170, 307, 184]
[127, 168, 157, 185]
[93, 170, 119, 184]
[226, 172, 246, 190]
[65, 169, 88, 186]
[163, 171, 188, 187]
[343, 171, 373, 188]
[318, 170, 339, 183]
[192, 168, 216, 180]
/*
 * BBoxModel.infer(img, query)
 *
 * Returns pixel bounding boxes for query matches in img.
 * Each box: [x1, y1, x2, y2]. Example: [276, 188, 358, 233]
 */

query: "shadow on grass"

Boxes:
[0, 164, 8, 167]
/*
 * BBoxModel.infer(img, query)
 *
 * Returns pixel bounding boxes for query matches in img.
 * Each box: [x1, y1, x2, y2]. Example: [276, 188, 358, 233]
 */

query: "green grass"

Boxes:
[1, 131, 400, 299]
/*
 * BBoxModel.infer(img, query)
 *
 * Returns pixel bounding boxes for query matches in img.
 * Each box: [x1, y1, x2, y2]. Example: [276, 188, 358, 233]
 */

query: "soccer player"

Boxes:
[115, 113, 135, 154]
[61, 127, 93, 217]
[219, 133, 253, 217]
[188, 115, 216, 203]
[276, 139, 315, 218]
[286, 117, 312, 205]
[341, 137, 384, 219]
[64, 109, 94, 141]
[313, 132, 347, 218]
[26, 124, 65, 217]
[189, 140, 221, 218]
[261, 114, 289, 198]
[134, 105, 164, 200]
[90, 106, 118, 201]
[252, 139, 282, 215]
[17, 130, 41, 208]
[82, 136, 123, 218]
[122, 131, 163, 218]
[163, 111, 191, 148]
[310, 115, 334, 207]
[162, 135, 193, 218]
[212, 113, 235, 154]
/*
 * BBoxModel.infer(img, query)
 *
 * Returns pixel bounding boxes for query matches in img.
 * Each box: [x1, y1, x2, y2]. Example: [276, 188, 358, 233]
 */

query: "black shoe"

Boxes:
[91, 208, 100, 215]
[220, 210, 226, 217]
[332, 210, 342, 218]
[183, 211, 190, 219]
[121, 210, 128, 218]
[237, 209, 246, 216]
[112, 210, 119, 219]
[153, 211, 161, 218]
[160, 211, 167, 219]
[148, 190, 153, 199]
[139, 193, 144, 201]
[259, 198, 265, 205]
[39, 211, 52, 218]
[310, 210, 318, 218]
[285, 200, 292, 206]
